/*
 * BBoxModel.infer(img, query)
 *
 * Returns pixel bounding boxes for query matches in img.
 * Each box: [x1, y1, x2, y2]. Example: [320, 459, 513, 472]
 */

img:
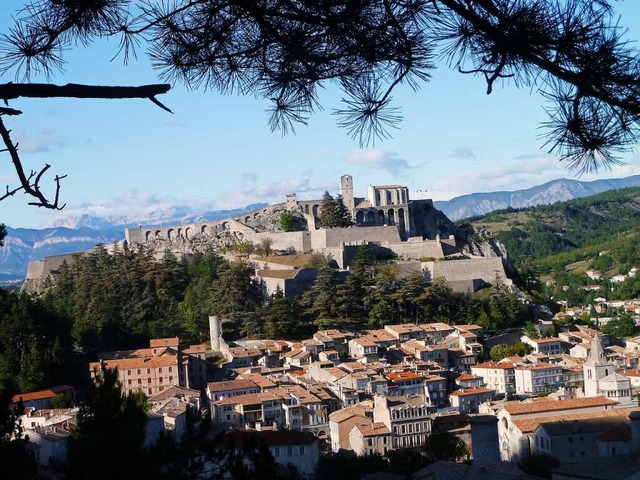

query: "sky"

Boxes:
[2, 1, 640, 229]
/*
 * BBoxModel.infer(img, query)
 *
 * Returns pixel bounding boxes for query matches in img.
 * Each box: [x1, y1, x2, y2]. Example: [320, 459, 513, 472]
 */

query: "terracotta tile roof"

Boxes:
[419, 322, 454, 332]
[329, 406, 370, 423]
[385, 323, 422, 334]
[237, 373, 277, 389]
[513, 407, 638, 434]
[12, 389, 58, 403]
[183, 344, 206, 354]
[456, 373, 481, 381]
[355, 422, 391, 436]
[207, 379, 259, 393]
[514, 362, 560, 371]
[352, 336, 378, 347]
[386, 371, 422, 382]
[473, 362, 516, 370]
[531, 337, 562, 344]
[449, 387, 495, 397]
[90, 353, 178, 371]
[150, 338, 179, 348]
[503, 396, 618, 416]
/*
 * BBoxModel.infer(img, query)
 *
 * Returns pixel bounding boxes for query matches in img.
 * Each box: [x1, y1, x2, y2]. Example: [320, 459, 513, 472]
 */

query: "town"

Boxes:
[7, 177, 640, 480]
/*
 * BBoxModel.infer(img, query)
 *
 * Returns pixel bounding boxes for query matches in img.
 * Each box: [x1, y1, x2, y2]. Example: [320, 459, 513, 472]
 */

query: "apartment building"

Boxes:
[514, 363, 564, 396]
[471, 362, 517, 395]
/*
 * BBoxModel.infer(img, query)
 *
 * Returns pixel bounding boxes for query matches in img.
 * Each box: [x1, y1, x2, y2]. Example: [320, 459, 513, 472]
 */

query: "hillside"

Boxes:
[463, 187, 640, 300]
[434, 174, 640, 221]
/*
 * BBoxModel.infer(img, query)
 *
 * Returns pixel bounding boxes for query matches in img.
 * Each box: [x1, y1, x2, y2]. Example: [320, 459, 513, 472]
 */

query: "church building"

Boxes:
[583, 333, 635, 407]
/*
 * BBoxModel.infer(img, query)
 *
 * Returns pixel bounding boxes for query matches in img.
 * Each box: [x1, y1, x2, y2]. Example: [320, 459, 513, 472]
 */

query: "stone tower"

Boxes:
[583, 333, 611, 397]
[209, 315, 221, 352]
[470, 415, 500, 467]
[340, 174, 355, 217]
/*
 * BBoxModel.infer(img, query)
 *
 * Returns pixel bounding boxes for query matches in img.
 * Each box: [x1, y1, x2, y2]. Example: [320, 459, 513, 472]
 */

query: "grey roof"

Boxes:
[412, 461, 541, 480]
[537, 416, 630, 437]
[551, 453, 640, 480]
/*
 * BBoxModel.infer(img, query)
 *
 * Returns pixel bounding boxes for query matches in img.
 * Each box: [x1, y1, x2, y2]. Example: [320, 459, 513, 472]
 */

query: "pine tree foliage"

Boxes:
[2, 0, 639, 171]
[68, 365, 149, 480]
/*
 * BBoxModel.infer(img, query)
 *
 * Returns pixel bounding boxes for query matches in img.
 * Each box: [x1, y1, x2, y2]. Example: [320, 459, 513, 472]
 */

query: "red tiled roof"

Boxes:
[150, 337, 179, 348]
[503, 396, 618, 415]
[449, 387, 495, 397]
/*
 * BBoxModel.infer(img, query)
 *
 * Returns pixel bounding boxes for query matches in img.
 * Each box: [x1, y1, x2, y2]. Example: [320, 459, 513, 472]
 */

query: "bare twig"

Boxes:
[0, 82, 171, 103]
[0, 115, 66, 209]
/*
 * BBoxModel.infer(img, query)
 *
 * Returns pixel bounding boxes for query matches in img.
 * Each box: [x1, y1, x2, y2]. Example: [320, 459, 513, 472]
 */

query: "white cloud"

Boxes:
[346, 149, 412, 175]
[14, 129, 65, 153]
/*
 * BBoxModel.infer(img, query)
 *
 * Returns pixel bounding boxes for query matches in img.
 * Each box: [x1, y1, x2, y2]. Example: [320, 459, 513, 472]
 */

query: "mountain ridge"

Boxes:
[434, 174, 640, 221]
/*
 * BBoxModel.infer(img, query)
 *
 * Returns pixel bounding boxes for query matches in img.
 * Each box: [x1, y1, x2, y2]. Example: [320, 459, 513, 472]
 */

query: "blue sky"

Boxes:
[2, 1, 640, 228]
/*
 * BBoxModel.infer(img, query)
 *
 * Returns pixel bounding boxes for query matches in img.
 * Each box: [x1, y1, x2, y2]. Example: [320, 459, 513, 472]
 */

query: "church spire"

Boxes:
[588, 332, 608, 366]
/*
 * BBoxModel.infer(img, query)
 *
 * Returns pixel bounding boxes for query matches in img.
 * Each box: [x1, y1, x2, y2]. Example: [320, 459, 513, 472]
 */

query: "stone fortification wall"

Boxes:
[310, 225, 401, 251]
[250, 230, 310, 252]
[384, 238, 445, 260]
[25, 259, 45, 280]
[22, 251, 86, 293]
[423, 257, 510, 286]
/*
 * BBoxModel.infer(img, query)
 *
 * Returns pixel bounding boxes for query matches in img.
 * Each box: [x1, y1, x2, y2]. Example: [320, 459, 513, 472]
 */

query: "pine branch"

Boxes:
[0, 82, 171, 103]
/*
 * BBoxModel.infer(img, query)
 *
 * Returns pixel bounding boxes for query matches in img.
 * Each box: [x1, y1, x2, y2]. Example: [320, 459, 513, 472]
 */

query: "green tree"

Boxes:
[68, 365, 149, 480]
[280, 212, 298, 232]
[301, 267, 341, 319]
[424, 432, 469, 462]
[334, 195, 353, 227]
[319, 191, 339, 228]
[351, 243, 376, 280]
[602, 315, 636, 338]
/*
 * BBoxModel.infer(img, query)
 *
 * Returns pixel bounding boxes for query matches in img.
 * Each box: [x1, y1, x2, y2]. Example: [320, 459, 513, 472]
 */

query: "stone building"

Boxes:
[584, 333, 635, 406]
[88, 337, 208, 396]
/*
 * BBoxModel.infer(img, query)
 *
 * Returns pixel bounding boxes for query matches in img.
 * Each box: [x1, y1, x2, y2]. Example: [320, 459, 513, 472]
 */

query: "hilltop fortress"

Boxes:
[24, 175, 511, 292]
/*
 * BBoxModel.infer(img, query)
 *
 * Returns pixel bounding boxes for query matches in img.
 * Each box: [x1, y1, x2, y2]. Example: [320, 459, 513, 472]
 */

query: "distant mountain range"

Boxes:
[4, 174, 640, 285]
[433, 175, 640, 221]
[0, 203, 267, 284]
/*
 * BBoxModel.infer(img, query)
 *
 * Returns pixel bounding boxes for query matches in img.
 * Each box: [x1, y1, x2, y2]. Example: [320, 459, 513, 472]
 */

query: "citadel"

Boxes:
[24, 174, 510, 293]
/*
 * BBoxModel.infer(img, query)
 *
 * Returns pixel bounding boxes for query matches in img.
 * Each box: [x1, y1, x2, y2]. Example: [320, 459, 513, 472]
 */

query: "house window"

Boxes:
[287, 447, 293, 456]
[367, 438, 374, 446]
[148, 379, 151, 384]
[169, 376, 173, 383]
[128, 380, 132, 386]
[137, 369, 141, 375]
[148, 388, 152, 395]
[169, 367, 172, 372]
[274, 447, 280, 457]
[159, 377, 163, 383]
[159, 368, 162, 373]
[137, 379, 141, 385]
[127, 370, 131, 375]
[299, 446, 305, 455]
[147, 369, 150, 374]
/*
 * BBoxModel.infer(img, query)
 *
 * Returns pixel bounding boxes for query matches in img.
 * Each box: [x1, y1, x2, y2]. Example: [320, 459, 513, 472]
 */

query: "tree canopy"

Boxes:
[1, 1, 640, 208]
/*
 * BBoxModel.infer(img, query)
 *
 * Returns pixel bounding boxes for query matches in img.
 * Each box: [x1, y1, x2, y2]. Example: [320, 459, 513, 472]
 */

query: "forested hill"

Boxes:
[463, 186, 640, 274]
